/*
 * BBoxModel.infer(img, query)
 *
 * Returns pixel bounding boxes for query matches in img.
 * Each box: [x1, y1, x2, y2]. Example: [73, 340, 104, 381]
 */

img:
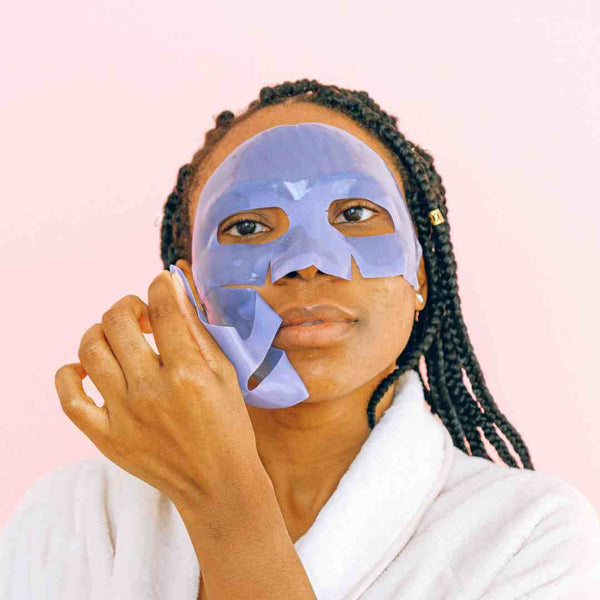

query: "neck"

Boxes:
[246, 367, 400, 534]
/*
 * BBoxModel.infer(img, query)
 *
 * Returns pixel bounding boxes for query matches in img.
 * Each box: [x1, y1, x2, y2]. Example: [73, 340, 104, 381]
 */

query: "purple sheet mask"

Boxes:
[169, 122, 423, 409]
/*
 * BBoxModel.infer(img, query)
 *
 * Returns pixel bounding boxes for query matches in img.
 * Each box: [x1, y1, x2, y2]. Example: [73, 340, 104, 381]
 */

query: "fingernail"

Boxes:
[169, 265, 187, 297]
[169, 264, 207, 321]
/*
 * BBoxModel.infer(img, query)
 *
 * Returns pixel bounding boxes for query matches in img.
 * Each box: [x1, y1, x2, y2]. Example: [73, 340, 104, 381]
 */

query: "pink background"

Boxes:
[1, 1, 599, 526]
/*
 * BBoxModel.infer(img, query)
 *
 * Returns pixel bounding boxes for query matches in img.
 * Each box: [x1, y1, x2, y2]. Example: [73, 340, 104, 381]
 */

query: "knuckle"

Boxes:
[54, 364, 67, 382]
[109, 294, 144, 311]
[122, 293, 143, 306]
[78, 341, 104, 364]
[124, 337, 144, 357]
[124, 294, 148, 316]
[58, 393, 78, 417]
[148, 299, 176, 323]
[132, 376, 157, 399]
[213, 359, 235, 380]
[168, 363, 199, 388]
[78, 325, 105, 362]
[101, 307, 126, 329]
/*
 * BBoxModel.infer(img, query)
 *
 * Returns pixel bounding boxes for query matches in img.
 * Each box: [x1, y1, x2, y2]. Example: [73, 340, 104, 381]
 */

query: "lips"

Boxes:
[279, 304, 358, 328]
[272, 304, 358, 349]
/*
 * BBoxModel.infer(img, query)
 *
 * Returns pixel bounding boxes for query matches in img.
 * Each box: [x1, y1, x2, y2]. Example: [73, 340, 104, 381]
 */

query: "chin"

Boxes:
[289, 358, 357, 400]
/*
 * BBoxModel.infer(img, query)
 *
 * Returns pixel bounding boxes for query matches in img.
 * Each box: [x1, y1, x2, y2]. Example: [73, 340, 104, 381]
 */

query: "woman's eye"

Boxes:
[223, 219, 269, 237]
[333, 204, 377, 224]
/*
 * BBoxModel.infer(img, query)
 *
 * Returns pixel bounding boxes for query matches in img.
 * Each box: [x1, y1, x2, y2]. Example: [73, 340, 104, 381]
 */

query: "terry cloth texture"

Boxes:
[2, 368, 600, 599]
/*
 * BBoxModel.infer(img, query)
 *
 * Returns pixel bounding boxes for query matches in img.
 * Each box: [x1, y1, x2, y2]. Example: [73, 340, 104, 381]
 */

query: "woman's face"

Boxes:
[179, 100, 428, 404]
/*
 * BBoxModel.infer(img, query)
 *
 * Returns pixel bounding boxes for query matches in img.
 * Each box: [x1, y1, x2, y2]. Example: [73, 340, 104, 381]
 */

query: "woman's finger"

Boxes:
[146, 271, 207, 370]
[55, 362, 111, 447]
[78, 323, 127, 403]
[170, 267, 234, 377]
[101, 295, 160, 384]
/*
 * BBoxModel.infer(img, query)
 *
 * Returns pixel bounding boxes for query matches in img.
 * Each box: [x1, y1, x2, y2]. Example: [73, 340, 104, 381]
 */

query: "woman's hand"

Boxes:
[54, 269, 262, 506]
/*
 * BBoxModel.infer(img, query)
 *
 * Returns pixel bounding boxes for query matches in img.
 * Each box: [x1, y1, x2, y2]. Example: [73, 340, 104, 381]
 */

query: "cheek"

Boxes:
[352, 284, 415, 368]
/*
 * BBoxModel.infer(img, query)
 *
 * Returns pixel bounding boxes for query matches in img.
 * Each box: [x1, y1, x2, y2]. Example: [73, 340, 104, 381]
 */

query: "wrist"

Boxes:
[172, 454, 272, 514]
[173, 460, 285, 559]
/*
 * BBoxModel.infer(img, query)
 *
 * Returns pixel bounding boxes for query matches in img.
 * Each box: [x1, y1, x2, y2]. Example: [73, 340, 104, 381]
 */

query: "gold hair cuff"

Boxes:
[429, 208, 445, 226]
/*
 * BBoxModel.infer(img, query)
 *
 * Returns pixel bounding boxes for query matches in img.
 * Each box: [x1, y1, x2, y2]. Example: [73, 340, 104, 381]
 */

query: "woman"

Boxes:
[2, 80, 599, 600]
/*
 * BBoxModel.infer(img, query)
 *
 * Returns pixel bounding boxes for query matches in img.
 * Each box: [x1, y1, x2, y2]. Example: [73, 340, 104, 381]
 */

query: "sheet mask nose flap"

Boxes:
[269, 224, 353, 284]
[188, 122, 423, 409]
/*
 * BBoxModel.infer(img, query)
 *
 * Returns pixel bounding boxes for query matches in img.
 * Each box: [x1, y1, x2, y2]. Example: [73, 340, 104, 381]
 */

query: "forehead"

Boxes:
[188, 100, 407, 223]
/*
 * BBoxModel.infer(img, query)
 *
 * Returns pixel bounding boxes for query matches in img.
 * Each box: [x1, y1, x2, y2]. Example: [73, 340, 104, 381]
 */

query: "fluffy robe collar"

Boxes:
[292, 368, 455, 600]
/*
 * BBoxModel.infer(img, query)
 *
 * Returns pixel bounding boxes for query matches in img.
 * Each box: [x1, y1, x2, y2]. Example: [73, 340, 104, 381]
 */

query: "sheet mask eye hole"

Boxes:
[217, 206, 289, 245]
[329, 198, 395, 237]
[226, 220, 268, 237]
[334, 204, 376, 224]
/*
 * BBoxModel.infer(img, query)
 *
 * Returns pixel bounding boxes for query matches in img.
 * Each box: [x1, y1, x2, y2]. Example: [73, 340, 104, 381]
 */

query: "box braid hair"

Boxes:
[159, 79, 534, 471]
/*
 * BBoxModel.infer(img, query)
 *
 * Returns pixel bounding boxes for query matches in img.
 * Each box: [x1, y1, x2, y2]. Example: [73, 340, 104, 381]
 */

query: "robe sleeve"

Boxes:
[0, 459, 113, 600]
[480, 481, 600, 599]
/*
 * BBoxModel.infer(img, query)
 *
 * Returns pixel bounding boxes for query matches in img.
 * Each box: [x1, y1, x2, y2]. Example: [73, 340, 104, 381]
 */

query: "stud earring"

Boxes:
[416, 293, 424, 303]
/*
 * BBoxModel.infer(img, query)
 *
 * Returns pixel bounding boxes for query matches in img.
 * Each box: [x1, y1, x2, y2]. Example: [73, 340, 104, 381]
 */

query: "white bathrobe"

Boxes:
[2, 368, 600, 599]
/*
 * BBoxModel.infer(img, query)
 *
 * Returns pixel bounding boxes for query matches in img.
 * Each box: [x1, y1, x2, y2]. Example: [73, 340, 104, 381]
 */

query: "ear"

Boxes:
[416, 256, 428, 310]
[174, 259, 207, 318]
